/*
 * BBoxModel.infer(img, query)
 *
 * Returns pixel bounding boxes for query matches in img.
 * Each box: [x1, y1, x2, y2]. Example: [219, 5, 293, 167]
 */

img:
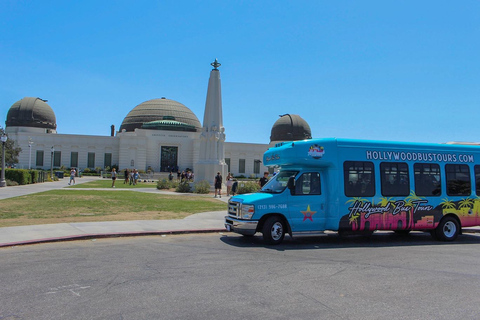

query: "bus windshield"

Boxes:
[260, 170, 298, 193]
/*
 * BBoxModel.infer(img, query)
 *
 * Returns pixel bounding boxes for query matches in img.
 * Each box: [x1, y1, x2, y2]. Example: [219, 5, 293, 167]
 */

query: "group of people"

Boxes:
[214, 171, 271, 198]
[172, 170, 194, 182]
[214, 172, 241, 198]
[120, 168, 140, 187]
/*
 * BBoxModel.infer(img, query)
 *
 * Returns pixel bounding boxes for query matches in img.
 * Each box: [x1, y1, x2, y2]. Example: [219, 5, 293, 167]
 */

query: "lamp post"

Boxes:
[0, 132, 7, 187]
[279, 114, 294, 139]
[50, 146, 55, 180]
[28, 138, 33, 169]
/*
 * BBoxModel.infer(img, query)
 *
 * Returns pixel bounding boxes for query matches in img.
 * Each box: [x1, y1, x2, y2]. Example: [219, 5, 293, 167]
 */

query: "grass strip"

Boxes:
[0, 190, 226, 227]
[68, 179, 157, 189]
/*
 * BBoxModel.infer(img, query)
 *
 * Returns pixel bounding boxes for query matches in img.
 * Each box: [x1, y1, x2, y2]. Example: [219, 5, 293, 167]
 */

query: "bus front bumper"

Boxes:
[224, 216, 258, 236]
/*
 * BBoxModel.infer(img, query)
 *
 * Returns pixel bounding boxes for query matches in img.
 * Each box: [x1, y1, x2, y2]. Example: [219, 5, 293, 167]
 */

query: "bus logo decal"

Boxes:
[301, 205, 317, 221]
[308, 144, 325, 159]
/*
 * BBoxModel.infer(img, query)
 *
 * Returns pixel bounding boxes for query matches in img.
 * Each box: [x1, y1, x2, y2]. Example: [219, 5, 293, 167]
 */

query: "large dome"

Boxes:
[270, 114, 312, 143]
[120, 98, 201, 132]
[6, 97, 57, 130]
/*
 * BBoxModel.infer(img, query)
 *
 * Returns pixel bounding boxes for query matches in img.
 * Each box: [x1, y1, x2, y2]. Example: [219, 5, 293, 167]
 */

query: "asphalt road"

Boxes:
[1, 232, 480, 320]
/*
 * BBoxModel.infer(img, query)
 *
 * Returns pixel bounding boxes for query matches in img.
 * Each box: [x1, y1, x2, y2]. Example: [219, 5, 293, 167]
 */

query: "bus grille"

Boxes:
[228, 201, 240, 218]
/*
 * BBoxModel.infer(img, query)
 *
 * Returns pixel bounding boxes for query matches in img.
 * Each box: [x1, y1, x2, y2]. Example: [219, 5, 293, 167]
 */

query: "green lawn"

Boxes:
[0, 190, 226, 227]
[69, 179, 158, 189]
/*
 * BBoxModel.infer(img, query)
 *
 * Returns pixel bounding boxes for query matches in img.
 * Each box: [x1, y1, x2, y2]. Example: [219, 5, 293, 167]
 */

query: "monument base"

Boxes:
[194, 161, 227, 191]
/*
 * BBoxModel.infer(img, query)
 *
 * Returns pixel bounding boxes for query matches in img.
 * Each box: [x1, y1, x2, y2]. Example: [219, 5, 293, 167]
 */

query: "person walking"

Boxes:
[226, 172, 233, 195]
[124, 169, 129, 184]
[214, 171, 222, 198]
[111, 168, 117, 188]
[68, 168, 76, 185]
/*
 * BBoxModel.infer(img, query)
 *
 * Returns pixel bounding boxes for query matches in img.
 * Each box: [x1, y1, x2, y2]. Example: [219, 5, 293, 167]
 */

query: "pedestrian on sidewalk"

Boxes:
[111, 168, 117, 188]
[226, 172, 233, 195]
[124, 169, 129, 184]
[68, 168, 76, 185]
[214, 171, 222, 198]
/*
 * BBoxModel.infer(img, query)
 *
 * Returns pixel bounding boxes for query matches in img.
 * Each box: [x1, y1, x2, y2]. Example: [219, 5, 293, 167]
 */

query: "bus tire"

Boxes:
[262, 216, 285, 245]
[435, 216, 459, 242]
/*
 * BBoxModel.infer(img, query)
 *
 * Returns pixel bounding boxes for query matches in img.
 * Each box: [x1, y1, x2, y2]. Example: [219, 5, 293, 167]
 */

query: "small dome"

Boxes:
[120, 98, 201, 132]
[6, 97, 57, 130]
[270, 114, 312, 143]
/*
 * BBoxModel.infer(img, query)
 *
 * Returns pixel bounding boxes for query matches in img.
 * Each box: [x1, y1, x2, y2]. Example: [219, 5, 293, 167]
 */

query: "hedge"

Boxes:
[1, 169, 44, 185]
[4, 169, 32, 185]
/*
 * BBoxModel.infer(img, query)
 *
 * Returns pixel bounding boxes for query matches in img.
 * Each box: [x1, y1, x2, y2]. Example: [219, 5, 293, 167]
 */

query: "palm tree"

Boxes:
[441, 198, 456, 209]
[459, 198, 474, 209]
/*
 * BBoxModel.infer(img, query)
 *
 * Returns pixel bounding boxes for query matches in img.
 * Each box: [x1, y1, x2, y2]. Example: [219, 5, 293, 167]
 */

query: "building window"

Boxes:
[414, 163, 441, 196]
[88, 152, 95, 168]
[254, 160, 261, 174]
[104, 153, 112, 169]
[225, 158, 231, 173]
[239, 159, 245, 174]
[446, 164, 471, 196]
[71, 152, 78, 168]
[36, 150, 44, 167]
[53, 151, 61, 167]
[344, 161, 375, 197]
[380, 162, 409, 197]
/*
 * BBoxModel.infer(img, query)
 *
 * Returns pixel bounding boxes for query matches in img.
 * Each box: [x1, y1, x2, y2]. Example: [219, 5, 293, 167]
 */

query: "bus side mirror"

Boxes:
[287, 176, 295, 195]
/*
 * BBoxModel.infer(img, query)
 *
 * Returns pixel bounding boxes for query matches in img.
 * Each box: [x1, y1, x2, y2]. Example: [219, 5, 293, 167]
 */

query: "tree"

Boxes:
[0, 128, 22, 167]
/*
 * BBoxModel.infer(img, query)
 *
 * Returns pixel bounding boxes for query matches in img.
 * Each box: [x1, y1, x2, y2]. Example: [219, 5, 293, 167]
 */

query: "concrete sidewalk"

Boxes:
[0, 176, 100, 200]
[0, 210, 228, 247]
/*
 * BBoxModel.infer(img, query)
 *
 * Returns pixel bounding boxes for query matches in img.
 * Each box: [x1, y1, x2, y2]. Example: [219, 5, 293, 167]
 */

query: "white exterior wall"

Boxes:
[224, 142, 270, 177]
[6, 128, 119, 170]
[117, 129, 200, 172]
[7, 127, 270, 177]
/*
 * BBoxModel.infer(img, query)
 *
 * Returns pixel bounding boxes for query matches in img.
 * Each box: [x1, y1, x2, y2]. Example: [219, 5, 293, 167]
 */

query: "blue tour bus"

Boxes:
[225, 138, 480, 244]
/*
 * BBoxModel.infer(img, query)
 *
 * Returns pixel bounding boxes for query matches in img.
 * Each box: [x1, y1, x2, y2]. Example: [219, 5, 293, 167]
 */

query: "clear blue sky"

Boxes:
[1, 1, 479, 144]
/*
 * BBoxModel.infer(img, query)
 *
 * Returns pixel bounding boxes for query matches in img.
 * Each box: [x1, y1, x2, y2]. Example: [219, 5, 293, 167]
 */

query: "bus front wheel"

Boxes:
[262, 216, 285, 245]
[435, 217, 459, 242]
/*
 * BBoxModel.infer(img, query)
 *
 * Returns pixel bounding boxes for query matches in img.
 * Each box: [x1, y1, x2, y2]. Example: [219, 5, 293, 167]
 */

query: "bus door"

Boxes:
[288, 172, 326, 233]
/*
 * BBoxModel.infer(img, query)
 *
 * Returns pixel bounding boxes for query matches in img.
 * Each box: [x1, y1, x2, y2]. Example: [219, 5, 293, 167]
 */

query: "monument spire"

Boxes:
[194, 59, 227, 187]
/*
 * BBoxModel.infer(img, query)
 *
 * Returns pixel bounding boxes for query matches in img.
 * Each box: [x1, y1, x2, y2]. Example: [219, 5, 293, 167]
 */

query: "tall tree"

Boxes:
[0, 128, 22, 167]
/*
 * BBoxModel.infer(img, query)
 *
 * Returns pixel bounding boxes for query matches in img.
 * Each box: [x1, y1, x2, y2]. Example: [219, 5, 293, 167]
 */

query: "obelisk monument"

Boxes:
[195, 59, 227, 188]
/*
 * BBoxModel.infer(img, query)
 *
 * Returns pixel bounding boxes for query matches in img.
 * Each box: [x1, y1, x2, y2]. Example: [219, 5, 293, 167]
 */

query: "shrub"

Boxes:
[237, 181, 260, 194]
[176, 181, 192, 193]
[156, 179, 180, 190]
[29, 170, 40, 184]
[193, 180, 210, 194]
[157, 179, 171, 190]
[6, 179, 19, 186]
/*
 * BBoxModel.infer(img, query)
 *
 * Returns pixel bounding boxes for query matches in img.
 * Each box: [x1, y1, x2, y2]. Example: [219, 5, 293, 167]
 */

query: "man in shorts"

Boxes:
[214, 171, 222, 198]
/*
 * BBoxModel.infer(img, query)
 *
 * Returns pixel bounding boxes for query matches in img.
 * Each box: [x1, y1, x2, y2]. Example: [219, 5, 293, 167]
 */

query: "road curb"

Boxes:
[0, 229, 228, 248]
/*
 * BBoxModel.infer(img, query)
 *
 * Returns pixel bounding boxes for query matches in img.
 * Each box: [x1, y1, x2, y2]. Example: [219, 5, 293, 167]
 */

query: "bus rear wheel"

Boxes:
[262, 216, 285, 245]
[435, 216, 459, 242]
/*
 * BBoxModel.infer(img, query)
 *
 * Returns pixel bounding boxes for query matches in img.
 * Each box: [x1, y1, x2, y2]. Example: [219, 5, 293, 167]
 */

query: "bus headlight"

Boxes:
[241, 205, 255, 220]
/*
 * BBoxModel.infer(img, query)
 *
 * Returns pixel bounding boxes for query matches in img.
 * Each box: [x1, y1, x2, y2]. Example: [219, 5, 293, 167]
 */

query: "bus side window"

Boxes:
[414, 163, 441, 196]
[446, 164, 471, 196]
[380, 162, 409, 197]
[343, 161, 375, 197]
[475, 165, 480, 196]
